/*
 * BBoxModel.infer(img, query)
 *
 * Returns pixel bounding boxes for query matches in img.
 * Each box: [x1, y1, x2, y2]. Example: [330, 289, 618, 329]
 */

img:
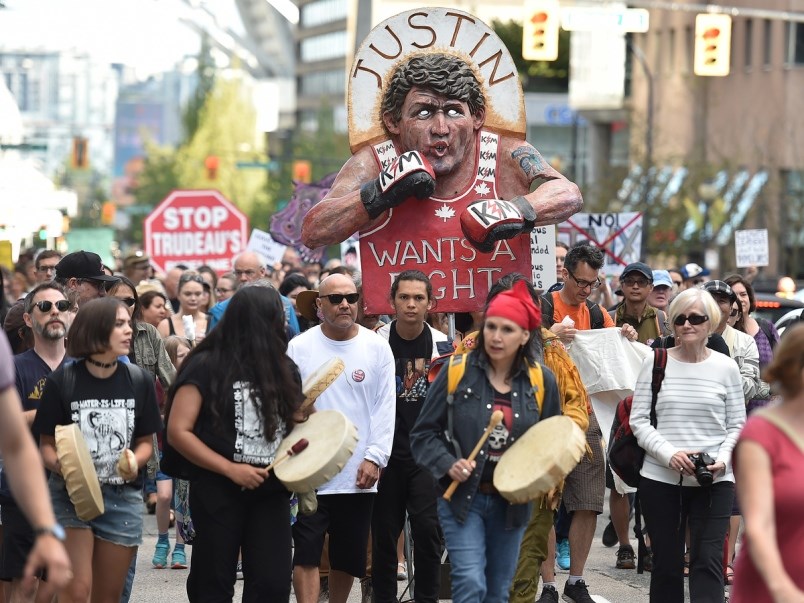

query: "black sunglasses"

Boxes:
[34, 300, 70, 313]
[319, 293, 360, 305]
[120, 297, 136, 307]
[673, 313, 709, 326]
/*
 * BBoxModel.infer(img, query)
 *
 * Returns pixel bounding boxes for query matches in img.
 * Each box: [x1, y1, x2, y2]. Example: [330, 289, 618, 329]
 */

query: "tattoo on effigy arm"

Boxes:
[512, 146, 547, 180]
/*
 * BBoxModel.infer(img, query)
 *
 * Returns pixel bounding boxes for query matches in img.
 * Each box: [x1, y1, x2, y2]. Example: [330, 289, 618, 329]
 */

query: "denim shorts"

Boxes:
[49, 474, 143, 547]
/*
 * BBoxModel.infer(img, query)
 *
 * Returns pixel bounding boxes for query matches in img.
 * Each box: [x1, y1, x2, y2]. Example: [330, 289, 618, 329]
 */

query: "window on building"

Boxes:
[300, 0, 348, 28]
[300, 31, 347, 63]
[667, 28, 676, 73]
[299, 69, 346, 96]
[786, 22, 804, 65]
[745, 19, 753, 68]
[654, 30, 663, 76]
[684, 25, 694, 74]
[764, 19, 772, 67]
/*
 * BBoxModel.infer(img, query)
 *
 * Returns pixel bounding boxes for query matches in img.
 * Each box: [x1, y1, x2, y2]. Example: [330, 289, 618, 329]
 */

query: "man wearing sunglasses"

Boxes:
[53, 251, 119, 308]
[700, 281, 765, 403]
[288, 274, 395, 603]
[0, 283, 72, 602]
[34, 250, 62, 284]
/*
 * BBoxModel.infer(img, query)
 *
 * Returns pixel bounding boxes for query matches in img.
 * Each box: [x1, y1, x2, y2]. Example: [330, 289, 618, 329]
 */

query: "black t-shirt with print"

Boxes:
[480, 388, 513, 483]
[388, 322, 433, 462]
[33, 360, 162, 489]
[173, 351, 296, 469]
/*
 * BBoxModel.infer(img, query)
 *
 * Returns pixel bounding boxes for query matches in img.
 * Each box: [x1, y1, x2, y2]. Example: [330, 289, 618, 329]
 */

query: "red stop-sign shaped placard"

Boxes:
[144, 189, 249, 274]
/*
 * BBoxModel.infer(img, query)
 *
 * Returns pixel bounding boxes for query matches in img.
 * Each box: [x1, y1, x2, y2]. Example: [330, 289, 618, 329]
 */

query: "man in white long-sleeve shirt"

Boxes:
[288, 273, 396, 603]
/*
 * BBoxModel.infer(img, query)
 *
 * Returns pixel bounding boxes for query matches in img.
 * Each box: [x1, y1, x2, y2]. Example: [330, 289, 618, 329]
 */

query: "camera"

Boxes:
[687, 452, 715, 487]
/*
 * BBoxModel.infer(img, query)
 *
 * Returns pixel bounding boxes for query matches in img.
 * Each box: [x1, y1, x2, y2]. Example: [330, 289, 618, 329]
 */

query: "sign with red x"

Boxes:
[558, 212, 643, 275]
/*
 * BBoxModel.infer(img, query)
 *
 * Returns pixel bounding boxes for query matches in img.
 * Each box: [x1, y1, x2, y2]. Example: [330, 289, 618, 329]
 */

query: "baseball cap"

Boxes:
[652, 270, 674, 289]
[123, 250, 151, 269]
[55, 251, 119, 283]
[621, 262, 653, 281]
[680, 262, 710, 281]
[701, 280, 736, 303]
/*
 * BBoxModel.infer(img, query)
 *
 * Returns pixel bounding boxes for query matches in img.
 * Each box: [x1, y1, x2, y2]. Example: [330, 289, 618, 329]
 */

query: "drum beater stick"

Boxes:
[442, 410, 504, 501]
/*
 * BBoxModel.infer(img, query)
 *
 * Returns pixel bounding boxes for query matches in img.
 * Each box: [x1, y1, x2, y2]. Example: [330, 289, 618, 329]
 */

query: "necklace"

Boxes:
[85, 356, 116, 369]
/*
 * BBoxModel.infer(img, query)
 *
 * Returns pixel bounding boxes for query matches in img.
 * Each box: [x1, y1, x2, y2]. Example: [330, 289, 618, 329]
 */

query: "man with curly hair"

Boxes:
[302, 53, 581, 257]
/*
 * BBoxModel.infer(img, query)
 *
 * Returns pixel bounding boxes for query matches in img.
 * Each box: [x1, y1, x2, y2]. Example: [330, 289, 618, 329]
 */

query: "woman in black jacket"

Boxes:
[411, 280, 561, 603]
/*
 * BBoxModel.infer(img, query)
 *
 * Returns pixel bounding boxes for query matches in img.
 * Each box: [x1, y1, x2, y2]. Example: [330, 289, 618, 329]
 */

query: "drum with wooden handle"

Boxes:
[301, 358, 345, 409]
[273, 410, 358, 493]
[493, 416, 586, 504]
[55, 423, 105, 521]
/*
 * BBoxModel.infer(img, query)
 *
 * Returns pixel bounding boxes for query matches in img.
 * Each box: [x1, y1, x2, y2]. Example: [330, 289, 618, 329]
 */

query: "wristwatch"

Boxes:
[33, 523, 66, 542]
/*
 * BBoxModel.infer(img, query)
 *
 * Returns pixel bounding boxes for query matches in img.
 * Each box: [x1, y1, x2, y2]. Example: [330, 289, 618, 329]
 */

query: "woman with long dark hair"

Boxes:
[34, 297, 162, 603]
[166, 285, 304, 601]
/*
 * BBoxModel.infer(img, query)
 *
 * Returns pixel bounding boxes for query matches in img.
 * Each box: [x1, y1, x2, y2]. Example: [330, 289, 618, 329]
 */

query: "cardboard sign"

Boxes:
[531, 225, 556, 291]
[735, 229, 769, 267]
[144, 189, 249, 274]
[247, 228, 287, 267]
[559, 212, 643, 275]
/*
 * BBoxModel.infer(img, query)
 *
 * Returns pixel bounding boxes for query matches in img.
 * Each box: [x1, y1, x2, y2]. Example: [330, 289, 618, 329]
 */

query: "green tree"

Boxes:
[491, 19, 570, 93]
[181, 33, 216, 143]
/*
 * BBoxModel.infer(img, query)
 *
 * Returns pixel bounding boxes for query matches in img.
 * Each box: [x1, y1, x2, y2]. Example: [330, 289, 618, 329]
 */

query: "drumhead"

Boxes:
[55, 423, 105, 521]
[301, 357, 345, 409]
[274, 410, 358, 492]
[493, 416, 586, 504]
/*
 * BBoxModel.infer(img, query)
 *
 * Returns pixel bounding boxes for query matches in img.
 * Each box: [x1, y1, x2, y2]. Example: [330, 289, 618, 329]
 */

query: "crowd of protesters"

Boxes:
[0, 242, 800, 603]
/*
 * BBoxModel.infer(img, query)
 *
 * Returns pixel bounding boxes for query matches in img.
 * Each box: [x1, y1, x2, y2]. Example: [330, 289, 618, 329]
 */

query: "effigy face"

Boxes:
[348, 7, 526, 153]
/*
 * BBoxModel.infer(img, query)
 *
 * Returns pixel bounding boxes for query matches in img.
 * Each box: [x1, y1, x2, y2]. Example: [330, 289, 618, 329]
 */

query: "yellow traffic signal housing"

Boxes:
[523, 0, 560, 62]
[694, 14, 732, 76]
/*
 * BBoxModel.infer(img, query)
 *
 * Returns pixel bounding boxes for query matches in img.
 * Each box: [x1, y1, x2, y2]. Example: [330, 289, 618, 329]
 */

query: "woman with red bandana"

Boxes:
[411, 280, 562, 603]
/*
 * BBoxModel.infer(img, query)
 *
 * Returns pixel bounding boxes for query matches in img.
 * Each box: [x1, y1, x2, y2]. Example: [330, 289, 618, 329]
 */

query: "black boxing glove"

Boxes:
[460, 196, 537, 253]
[360, 151, 436, 219]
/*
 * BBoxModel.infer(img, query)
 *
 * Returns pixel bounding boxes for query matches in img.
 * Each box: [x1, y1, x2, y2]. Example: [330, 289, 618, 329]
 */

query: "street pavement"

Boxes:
[129, 503, 717, 602]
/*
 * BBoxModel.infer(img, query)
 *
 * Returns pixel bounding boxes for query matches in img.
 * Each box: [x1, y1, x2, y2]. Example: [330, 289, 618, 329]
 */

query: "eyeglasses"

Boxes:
[119, 297, 136, 307]
[566, 268, 601, 290]
[179, 274, 206, 285]
[319, 293, 360, 305]
[215, 287, 232, 295]
[622, 277, 651, 288]
[37, 265, 58, 274]
[729, 308, 739, 317]
[673, 313, 709, 326]
[34, 300, 70, 313]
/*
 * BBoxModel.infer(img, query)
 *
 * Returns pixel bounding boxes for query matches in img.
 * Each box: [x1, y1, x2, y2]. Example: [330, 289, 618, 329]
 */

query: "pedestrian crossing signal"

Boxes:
[694, 14, 731, 77]
[522, 0, 559, 62]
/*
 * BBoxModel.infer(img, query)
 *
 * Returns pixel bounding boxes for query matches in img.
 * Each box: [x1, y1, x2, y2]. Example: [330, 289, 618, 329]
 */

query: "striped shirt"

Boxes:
[631, 351, 746, 486]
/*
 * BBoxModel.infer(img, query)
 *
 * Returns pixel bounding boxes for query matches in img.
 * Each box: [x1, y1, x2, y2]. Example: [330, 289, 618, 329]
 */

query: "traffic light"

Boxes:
[71, 136, 89, 169]
[292, 160, 312, 184]
[694, 14, 732, 77]
[101, 202, 116, 225]
[522, 0, 560, 62]
[205, 155, 219, 180]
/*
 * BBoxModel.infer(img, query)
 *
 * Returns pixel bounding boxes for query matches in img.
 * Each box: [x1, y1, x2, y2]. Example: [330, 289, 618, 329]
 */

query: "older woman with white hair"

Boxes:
[631, 287, 746, 603]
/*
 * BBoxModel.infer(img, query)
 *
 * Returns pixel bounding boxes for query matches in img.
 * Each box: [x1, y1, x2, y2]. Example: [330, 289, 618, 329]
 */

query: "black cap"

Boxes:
[621, 262, 653, 281]
[55, 251, 120, 283]
[701, 280, 736, 303]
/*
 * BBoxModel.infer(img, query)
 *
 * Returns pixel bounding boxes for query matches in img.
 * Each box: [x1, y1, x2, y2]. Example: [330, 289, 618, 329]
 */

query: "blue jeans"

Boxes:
[438, 494, 528, 603]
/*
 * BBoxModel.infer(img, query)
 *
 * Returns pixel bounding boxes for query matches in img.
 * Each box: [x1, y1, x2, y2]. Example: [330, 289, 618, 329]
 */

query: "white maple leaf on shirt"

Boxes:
[435, 204, 456, 221]
[474, 182, 491, 196]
